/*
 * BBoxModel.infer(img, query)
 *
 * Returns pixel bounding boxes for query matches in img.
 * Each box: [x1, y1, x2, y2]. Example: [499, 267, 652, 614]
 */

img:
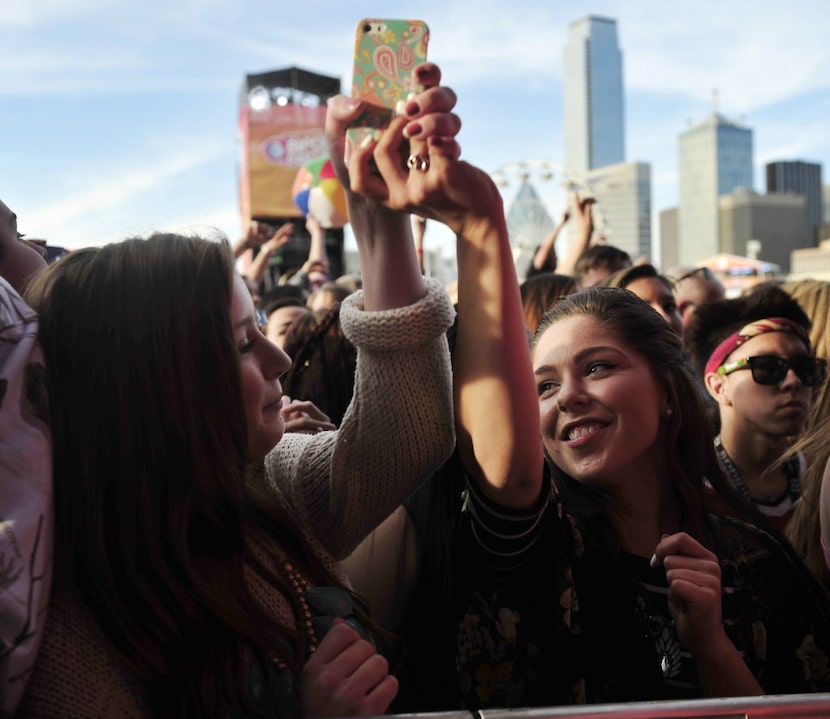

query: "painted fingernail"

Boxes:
[359, 134, 374, 149]
[403, 122, 422, 139]
[649, 554, 658, 568]
[405, 100, 420, 117]
[345, 98, 361, 111]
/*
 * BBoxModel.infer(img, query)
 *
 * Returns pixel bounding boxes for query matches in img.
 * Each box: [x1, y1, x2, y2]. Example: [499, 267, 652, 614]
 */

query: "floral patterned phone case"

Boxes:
[348, 19, 430, 145]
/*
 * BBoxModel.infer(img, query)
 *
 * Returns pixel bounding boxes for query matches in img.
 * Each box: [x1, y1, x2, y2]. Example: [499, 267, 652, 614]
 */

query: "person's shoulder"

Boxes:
[708, 512, 805, 581]
[0, 274, 37, 326]
[709, 511, 776, 548]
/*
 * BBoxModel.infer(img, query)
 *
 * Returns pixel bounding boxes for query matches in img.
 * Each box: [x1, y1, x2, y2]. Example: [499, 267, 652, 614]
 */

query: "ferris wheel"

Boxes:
[489, 160, 608, 243]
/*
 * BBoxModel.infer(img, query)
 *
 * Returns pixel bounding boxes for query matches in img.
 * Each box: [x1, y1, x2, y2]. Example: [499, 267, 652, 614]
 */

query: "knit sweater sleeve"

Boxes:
[263, 277, 456, 560]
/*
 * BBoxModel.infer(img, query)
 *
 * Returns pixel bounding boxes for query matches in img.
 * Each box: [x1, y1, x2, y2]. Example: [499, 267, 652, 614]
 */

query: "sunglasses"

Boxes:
[677, 266, 715, 282]
[717, 355, 828, 387]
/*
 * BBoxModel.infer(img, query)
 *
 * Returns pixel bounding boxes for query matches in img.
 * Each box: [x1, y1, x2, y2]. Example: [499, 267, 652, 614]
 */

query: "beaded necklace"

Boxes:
[714, 435, 801, 505]
[271, 561, 318, 670]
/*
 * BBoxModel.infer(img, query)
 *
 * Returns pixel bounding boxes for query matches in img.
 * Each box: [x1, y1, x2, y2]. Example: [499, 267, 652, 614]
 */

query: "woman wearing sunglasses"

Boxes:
[684, 283, 825, 532]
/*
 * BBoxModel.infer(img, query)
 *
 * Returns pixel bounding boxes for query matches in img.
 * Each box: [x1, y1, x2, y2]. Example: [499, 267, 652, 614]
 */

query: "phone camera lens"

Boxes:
[363, 23, 371, 33]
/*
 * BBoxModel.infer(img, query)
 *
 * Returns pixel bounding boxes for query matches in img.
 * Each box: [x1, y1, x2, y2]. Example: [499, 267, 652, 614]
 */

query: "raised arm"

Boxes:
[264, 67, 460, 556]
[344, 65, 543, 509]
[531, 209, 569, 274]
[324, 89, 427, 311]
[232, 219, 273, 259]
[555, 193, 595, 277]
[453, 181, 543, 509]
[245, 222, 293, 287]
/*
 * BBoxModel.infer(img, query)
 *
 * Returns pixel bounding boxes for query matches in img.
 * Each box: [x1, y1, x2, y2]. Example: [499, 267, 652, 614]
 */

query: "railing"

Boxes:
[386, 693, 830, 719]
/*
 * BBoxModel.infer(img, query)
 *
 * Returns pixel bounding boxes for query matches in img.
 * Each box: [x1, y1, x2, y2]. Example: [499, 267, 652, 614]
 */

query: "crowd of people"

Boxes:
[3, 56, 830, 718]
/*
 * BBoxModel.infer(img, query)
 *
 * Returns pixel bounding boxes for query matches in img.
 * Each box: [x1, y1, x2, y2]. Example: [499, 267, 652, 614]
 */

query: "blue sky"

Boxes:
[3, 0, 829, 266]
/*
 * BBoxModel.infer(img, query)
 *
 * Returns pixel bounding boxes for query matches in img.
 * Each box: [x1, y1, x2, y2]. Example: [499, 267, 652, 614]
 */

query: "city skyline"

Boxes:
[3, 1, 829, 269]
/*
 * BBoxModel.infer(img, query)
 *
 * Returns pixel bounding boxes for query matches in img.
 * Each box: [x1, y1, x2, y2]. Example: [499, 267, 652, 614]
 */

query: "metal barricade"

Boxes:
[480, 693, 830, 718]
[384, 694, 830, 719]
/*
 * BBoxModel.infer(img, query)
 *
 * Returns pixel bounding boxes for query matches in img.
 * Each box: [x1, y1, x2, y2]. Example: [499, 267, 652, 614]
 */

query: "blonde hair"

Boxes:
[781, 279, 830, 585]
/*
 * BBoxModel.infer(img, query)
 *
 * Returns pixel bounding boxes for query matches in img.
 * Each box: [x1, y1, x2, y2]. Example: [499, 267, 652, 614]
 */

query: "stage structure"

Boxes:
[238, 66, 345, 284]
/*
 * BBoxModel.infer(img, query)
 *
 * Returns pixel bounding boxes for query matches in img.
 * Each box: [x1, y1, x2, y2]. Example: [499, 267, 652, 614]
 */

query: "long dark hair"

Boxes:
[26, 234, 344, 716]
[519, 272, 578, 335]
[531, 286, 754, 553]
[529, 287, 830, 696]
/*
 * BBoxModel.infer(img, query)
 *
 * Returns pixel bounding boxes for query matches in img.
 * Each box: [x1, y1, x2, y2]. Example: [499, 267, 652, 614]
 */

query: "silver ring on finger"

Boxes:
[407, 153, 430, 172]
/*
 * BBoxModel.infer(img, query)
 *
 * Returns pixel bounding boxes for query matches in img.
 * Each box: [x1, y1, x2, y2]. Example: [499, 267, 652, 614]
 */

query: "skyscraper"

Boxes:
[720, 188, 806, 273]
[678, 113, 753, 265]
[766, 160, 823, 244]
[563, 16, 625, 175]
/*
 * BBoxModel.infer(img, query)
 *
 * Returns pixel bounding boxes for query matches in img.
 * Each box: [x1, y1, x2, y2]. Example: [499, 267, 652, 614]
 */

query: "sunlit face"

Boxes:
[625, 277, 684, 338]
[707, 331, 814, 441]
[533, 314, 667, 489]
[266, 305, 309, 348]
[0, 199, 47, 294]
[231, 275, 293, 460]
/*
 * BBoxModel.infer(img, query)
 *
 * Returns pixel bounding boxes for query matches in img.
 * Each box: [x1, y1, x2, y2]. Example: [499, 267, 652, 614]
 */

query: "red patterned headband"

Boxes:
[704, 317, 811, 375]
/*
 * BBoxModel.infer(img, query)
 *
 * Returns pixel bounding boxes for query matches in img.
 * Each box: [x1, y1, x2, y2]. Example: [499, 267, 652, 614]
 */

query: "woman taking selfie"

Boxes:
[340, 56, 830, 708]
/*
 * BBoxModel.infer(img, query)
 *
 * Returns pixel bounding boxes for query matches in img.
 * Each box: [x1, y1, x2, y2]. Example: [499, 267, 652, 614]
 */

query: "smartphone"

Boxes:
[348, 19, 430, 144]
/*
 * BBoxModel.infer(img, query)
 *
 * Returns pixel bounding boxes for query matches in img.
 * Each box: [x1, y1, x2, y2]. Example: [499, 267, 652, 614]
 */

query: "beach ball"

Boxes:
[291, 157, 348, 228]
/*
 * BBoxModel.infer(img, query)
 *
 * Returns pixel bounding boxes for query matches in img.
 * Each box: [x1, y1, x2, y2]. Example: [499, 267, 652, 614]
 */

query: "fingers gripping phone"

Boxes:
[348, 19, 429, 145]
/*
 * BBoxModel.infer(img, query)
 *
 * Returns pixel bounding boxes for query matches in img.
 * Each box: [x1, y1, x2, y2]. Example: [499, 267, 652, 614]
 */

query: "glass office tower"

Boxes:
[563, 16, 625, 175]
[766, 160, 823, 243]
[678, 114, 753, 264]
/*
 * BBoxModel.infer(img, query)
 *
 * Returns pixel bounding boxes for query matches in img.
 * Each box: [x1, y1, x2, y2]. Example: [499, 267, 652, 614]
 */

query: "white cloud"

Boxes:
[0, 0, 106, 26]
[22, 139, 230, 247]
[619, 2, 830, 111]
